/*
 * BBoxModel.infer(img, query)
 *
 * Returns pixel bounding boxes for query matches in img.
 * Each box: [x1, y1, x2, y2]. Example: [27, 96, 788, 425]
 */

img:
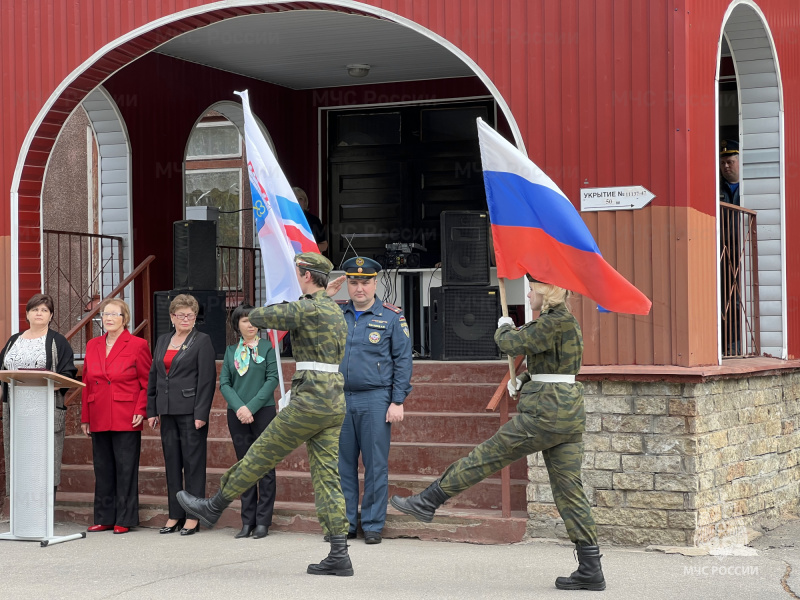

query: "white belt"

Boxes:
[295, 361, 340, 373]
[530, 374, 576, 383]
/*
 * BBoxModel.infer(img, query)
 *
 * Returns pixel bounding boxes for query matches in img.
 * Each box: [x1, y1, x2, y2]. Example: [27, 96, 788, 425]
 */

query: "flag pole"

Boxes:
[497, 278, 517, 384]
[269, 329, 289, 410]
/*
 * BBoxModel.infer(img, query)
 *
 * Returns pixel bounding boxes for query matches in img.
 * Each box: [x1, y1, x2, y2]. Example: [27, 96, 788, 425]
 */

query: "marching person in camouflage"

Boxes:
[391, 275, 605, 591]
[177, 252, 354, 577]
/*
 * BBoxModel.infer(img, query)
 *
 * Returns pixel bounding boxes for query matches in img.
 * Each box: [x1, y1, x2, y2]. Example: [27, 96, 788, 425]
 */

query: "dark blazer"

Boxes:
[1, 328, 77, 402]
[146, 329, 216, 422]
[81, 330, 152, 431]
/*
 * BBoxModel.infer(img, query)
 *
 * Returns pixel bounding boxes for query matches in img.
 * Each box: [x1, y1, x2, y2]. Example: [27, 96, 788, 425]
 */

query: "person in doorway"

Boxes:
[176, 252, 354, 577]
[146, 294, 216, 536]
[325, 256, 412, 544]
[719, 139, 740, 205]
[293, 186, 328, 253]
[81, 298, 152, 534]
[719, 139, 743, 355]
[219, 304, 279, 539]
[1, 293, 77, 497]
[390, 275, 605, 592]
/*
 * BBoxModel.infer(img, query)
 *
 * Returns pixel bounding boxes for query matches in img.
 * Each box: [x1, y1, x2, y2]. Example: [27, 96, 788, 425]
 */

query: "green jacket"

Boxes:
[219, 339, 278, 413]
[248, 290, 348, 415]
[494, 303, 585, 434]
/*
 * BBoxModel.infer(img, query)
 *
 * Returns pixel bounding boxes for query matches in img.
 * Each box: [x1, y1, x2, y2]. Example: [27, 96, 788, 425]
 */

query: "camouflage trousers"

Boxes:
[218, 402, 349, 536]
[439, 411, 597, 545]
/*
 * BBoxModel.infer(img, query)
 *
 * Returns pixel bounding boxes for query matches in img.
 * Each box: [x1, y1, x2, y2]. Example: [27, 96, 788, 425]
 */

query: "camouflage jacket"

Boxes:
[494, 303, 585, 434]
[248, 289, 348, 415]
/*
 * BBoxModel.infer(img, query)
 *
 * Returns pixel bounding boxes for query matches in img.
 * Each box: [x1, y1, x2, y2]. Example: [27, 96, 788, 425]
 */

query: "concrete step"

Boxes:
[391, 412, 514, 444]
[58, 464, 528, 512]
[209, 382, 515, 413]
[54, 490, 528, 544]
[62, 435, 527, 479]
[127, 408, 514, 442]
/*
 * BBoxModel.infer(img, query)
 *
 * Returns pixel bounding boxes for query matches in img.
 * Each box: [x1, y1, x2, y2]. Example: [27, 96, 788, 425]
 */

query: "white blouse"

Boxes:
[4, 335, 47, 370]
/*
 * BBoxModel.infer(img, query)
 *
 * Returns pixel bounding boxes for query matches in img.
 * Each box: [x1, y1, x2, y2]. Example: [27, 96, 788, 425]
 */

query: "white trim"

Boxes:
[10, 191, 18, 334]
[81, 86, 136, 326]
[717, 0, 786, 359]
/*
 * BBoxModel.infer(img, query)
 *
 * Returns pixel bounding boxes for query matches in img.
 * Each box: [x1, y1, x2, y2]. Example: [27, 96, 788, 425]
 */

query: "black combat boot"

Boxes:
[389, 480, 450, 523]
[176, 490, 231, 530]
[307, 534, 354, 577]
[555, 545, 606, 591]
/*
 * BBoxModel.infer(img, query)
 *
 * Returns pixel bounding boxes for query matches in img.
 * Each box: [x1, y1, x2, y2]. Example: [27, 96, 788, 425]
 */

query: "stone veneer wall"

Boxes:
[525, 372, 800, 546]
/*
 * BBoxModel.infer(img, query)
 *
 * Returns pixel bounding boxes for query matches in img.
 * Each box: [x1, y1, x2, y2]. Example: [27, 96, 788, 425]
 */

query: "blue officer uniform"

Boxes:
[338, 257, 413, 537]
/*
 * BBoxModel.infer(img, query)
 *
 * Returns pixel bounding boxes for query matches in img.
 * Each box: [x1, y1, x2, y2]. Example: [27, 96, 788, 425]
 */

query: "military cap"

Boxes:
[342, 256, 382, 279]
[295, 252, 334, 275]
[720, 139, 739, 156]
[525, 273, 543, 283]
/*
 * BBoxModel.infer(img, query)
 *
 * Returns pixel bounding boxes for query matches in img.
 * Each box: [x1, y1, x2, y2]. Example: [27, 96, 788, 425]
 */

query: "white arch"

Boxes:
[8, 1, 526, 329]
[715, 0, 786, 359]
[81, 87, 134, 307]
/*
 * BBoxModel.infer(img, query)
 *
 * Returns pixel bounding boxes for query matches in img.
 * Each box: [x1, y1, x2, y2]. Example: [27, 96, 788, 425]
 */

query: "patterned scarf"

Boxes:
[234, 338, 264, 376]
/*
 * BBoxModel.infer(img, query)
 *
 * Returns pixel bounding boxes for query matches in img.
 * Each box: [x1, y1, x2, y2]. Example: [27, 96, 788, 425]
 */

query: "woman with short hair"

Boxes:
[147, 294, 216, 536]
[81, 298, 152, 534]
[1, 293, 77, 496]
[220, 304, 279, 539]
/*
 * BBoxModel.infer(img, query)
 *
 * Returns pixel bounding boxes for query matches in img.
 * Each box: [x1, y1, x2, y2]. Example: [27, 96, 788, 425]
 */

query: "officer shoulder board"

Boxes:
[382, 302, 402, 314]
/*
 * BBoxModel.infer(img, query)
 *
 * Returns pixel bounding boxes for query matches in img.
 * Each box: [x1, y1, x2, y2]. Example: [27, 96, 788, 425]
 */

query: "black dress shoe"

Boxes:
[364, 531, 382, 544]
[324, 531, 356, 542]
[159, 519, 185, 534]
[235, 524, 255, 539]
[180, 523, 200, 536]
[253, 525, 269, 539]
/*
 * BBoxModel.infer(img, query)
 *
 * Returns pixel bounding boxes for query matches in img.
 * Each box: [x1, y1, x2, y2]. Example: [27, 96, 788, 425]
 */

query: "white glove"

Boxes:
[498, 316, 515, 328]
[507, 376, 524, 398]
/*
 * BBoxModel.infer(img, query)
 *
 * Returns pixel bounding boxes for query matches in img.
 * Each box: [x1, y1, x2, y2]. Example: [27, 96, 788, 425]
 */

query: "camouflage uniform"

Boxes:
[438, 302, 597, 546]
[217, 287, 350, 536]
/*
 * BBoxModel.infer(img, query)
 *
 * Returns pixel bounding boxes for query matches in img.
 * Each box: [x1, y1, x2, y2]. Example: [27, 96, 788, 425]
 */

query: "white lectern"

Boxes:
[0, 370, 85, 547]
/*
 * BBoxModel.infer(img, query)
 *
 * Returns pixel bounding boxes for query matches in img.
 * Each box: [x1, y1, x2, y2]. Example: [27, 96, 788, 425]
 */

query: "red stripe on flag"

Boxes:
[492, 224, 652, 315]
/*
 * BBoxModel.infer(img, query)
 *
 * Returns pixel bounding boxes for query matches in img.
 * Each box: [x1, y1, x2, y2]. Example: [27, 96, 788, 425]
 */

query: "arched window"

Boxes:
[184, 110, 244, 250]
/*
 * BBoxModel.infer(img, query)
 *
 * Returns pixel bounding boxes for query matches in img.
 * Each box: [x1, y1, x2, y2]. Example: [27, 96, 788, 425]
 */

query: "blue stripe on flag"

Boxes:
[276, 196, 312, 237]
[483, 170, 600, 254]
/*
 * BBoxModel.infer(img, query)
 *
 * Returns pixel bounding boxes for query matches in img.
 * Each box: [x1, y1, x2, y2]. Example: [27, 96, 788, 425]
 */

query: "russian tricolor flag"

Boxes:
[236, 90, 319, 306]
[477, 118, 652, 315]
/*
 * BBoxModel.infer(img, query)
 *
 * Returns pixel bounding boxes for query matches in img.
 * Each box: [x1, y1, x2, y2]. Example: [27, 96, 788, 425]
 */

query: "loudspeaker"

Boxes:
[429, 286, 501, 360]
[153, 289, 228, 359]
[173, 220, 218, 290]
[440, 211, 490, 286]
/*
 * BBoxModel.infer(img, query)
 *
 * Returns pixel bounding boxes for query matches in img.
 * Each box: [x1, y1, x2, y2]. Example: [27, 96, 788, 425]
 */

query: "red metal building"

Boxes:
[0, 0, 798, 367]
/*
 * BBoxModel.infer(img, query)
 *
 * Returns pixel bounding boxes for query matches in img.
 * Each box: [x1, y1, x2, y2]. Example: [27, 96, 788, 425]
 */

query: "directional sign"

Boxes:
[580, 186, 655, 212]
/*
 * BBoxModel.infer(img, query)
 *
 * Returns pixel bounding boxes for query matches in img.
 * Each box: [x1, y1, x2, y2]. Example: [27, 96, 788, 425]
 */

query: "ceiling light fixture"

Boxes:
[346, 64, 371, 78]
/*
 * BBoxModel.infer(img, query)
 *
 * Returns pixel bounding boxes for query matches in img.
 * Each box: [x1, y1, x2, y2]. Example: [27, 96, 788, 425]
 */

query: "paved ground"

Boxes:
[1, 518, 798, 599]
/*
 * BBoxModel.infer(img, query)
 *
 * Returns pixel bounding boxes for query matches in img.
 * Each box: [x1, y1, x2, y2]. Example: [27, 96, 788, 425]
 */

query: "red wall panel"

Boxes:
[1, 0, 799, 363]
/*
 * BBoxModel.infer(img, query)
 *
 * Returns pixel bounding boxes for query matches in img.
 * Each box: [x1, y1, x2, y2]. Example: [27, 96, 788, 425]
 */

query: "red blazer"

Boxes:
[81, 330, 152, 432]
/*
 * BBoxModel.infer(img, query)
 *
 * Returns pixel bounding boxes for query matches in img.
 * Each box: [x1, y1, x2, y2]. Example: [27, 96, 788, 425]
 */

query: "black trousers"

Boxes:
[91, 430, 141, 527]
[160, 414, 208, 519]
[227, 405, 277, 527]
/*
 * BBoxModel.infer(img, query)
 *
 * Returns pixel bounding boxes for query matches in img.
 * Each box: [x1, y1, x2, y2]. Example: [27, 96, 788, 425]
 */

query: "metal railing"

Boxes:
[218, 245, 264, 344]
[64, 255, 155, 350]
[719, 202, 760, 357]
[62, 255, 155, 404]
[43, 229, 125, 351]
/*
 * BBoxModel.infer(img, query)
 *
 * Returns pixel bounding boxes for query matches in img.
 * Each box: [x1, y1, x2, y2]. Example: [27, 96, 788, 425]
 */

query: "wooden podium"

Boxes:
[0, 370, 85, 546]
